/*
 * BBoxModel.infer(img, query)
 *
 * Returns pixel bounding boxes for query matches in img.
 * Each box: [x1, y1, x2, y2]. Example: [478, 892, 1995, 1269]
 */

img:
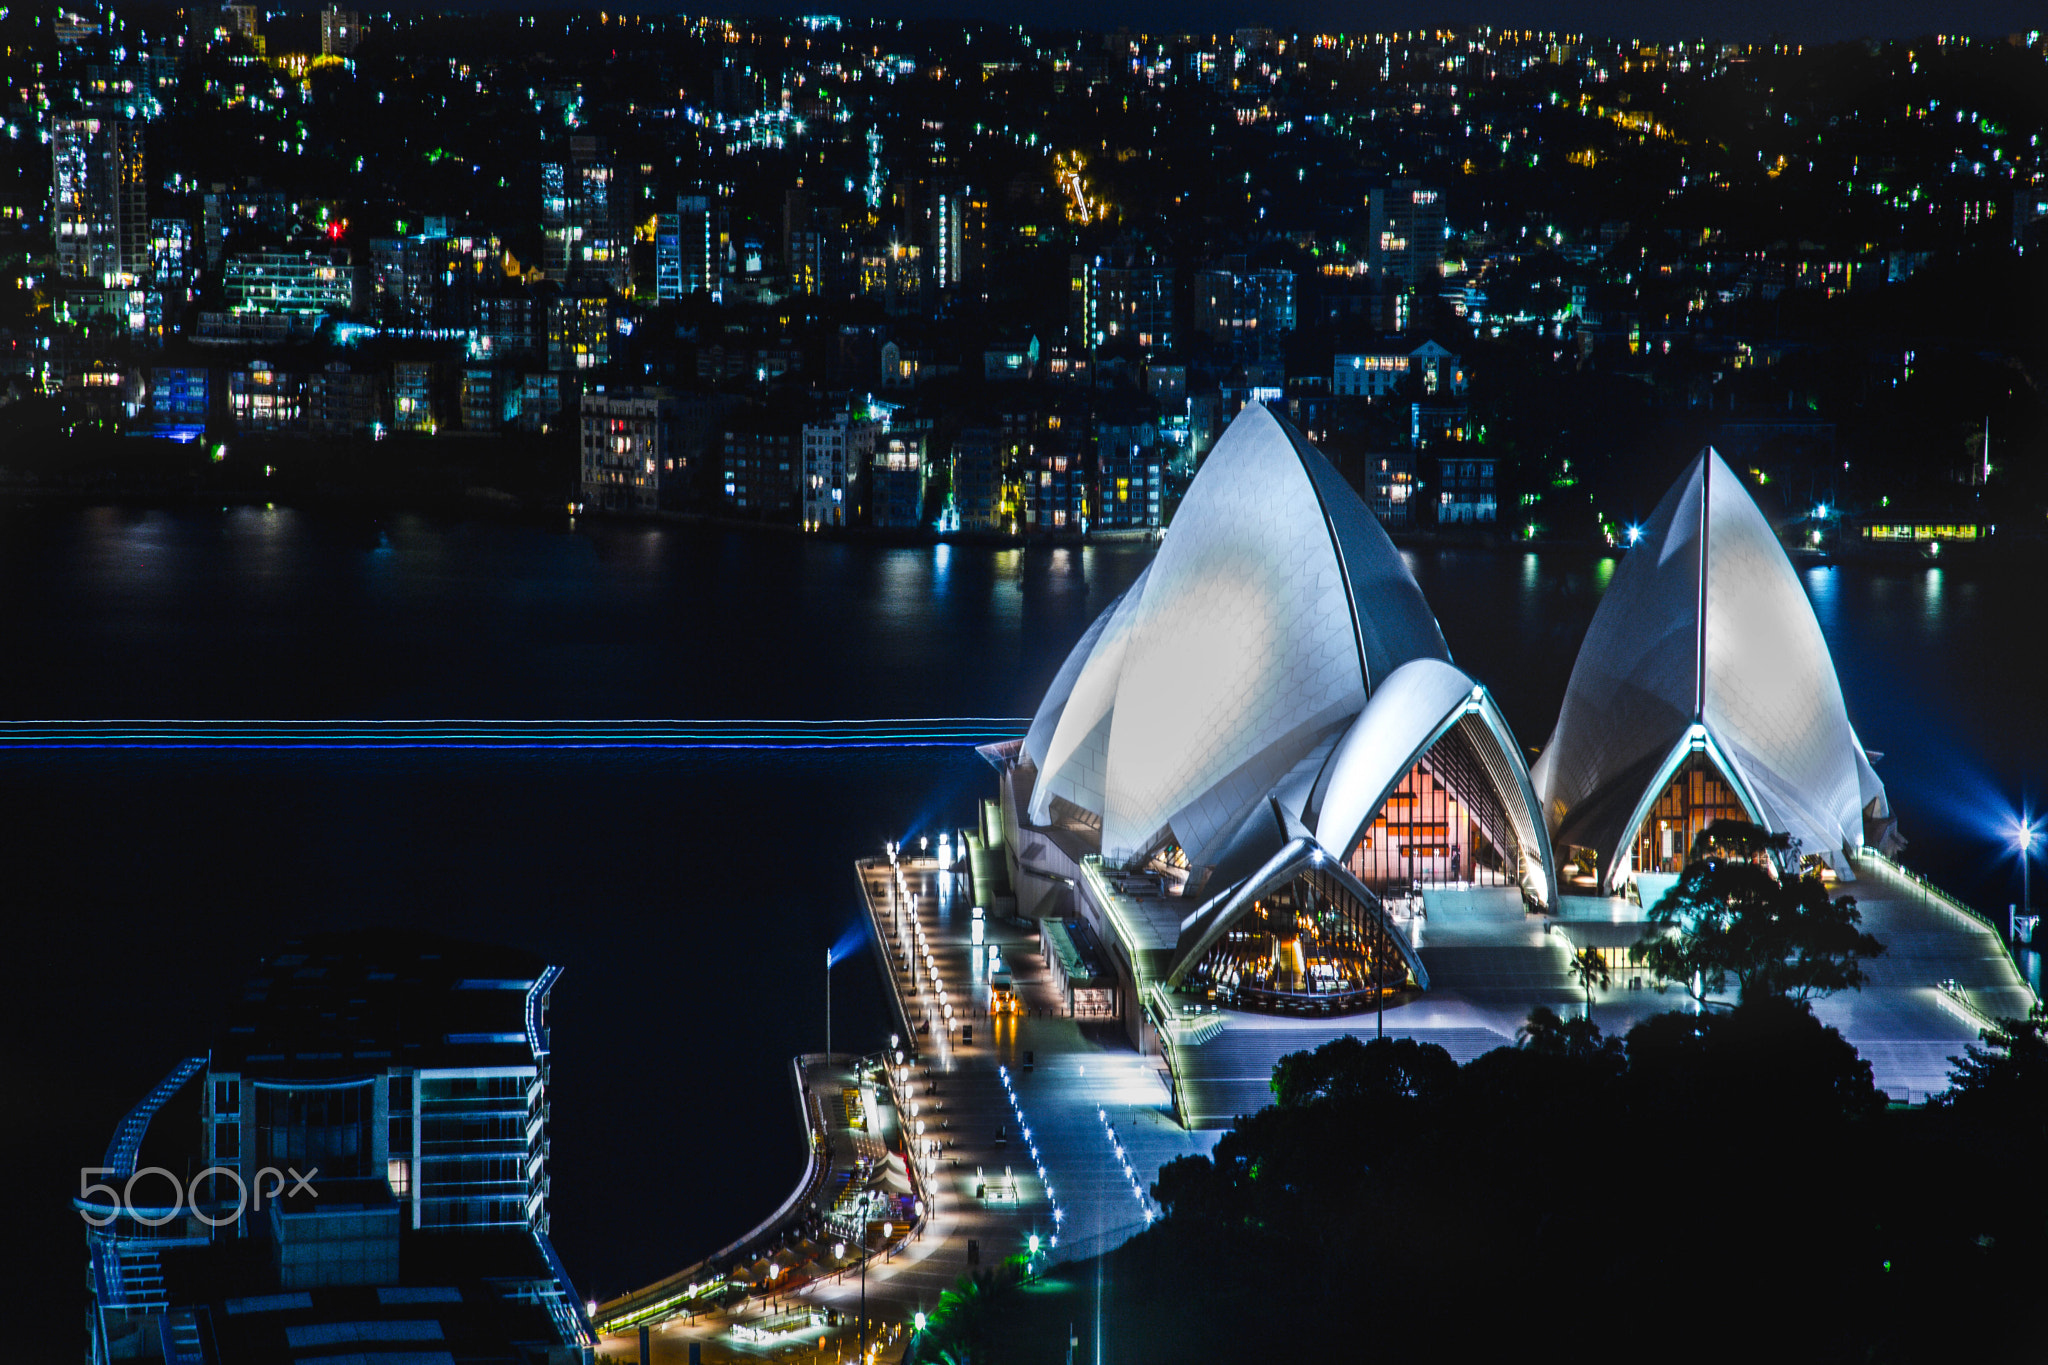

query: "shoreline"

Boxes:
[1, 486, 2037, 566]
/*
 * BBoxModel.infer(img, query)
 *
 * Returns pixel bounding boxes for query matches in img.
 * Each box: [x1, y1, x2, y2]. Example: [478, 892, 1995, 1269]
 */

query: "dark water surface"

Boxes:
[2, 506, 2039, 1356]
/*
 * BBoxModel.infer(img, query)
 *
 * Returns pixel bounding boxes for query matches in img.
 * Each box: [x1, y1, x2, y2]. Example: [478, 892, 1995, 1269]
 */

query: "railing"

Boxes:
[857, 859, 921, 1055]
[1852, 850, 2039, 1009]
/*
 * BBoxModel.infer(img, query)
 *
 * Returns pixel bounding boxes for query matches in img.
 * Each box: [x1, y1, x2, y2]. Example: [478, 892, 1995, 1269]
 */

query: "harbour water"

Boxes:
[2, 504, 2039, 1356]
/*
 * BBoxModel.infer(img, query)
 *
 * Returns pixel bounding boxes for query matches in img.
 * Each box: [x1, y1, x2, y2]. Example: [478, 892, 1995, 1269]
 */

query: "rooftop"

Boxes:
[212, 931, 555, 1078]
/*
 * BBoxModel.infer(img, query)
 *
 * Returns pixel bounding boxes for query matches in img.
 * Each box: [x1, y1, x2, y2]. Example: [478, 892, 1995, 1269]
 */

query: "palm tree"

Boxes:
[1567, 947, 1610, 1020]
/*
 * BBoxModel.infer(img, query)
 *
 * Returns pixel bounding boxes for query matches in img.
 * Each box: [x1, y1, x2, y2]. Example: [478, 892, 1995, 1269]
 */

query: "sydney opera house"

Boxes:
[980, 403, 2027, 1122]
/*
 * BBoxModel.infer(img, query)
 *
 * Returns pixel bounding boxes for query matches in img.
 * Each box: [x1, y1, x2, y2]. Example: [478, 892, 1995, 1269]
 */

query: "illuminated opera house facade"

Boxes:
[1533, 447, 1901, 902]
[983, 406, 1900, 1055]
[985, 403, 1557, 1035]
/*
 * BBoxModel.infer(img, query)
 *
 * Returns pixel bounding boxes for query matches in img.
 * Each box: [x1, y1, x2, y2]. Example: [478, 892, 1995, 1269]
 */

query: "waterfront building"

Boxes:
[1022, 449, 1086, 531]
[391, 360, 439, 434]
[1532, 449, 1901, 900]
[1094, 449, 1163, 531]
[871, 429, 927, 529]
[304, 362, 382, 437]
[1367, 452, 1416, 529]
[722, 412, 802, 517]
[987, 403, 1553, 1039]
[229, 359, 302, 433]
[1434, 454, 1496, 524]
[461, 366, 517, 432]
[77, 932, 589, 1365]
[802, 411, 875, 530]
[950, 428, 1005, 531]
[581, 388, 683, 513]
[146, 366, 211, 428]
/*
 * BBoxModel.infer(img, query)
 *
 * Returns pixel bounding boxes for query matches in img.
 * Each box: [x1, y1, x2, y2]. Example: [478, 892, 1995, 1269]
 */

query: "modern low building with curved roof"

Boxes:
[1531, 448, 1900, 900]
[987, 403, 1555, 1041]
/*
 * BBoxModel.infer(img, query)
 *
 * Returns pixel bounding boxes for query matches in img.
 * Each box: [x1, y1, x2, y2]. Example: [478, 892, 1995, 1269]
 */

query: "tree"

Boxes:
[1632, 854, 1883, 1005]
[1268, 1033, 1458, 1108]
[1939, 1005, 2048, 1140]
[1516, 1004, 1619, 1061]
[1566, 947, 1610, 1017]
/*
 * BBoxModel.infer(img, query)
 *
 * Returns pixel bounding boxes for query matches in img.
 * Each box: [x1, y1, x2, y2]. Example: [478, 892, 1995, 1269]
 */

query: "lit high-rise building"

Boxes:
[51, 113, 146, 287]
[319, 5, 362, 57]
[656, 195, 720, 302]
[541, 136, 627, 291]
[1369, 180, 1446, 287]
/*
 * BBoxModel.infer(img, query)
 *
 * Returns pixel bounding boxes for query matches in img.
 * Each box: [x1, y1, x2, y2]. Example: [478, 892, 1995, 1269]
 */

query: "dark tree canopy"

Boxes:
[1268, 1033, 1458, 1108]
[1939, 1005, 2048, 1142]
[1634, 855, 1884, 1004]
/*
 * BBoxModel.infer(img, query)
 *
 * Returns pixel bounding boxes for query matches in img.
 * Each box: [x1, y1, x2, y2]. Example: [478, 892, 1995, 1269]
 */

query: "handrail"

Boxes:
[856, 859, 920, 1055]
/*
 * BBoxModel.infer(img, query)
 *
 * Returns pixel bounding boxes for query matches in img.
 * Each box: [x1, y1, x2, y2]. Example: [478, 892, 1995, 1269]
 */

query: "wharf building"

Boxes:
[77, 932, 591, 1365]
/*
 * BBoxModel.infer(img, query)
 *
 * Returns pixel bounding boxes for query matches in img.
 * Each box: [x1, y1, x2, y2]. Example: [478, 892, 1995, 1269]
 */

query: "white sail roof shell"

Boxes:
[1531, 448, 1882, 880]
[1021, 402, 1451, 869]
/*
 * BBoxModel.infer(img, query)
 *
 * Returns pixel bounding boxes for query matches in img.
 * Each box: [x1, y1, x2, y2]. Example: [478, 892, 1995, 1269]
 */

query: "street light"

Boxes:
[2015, 810, 2039, 923]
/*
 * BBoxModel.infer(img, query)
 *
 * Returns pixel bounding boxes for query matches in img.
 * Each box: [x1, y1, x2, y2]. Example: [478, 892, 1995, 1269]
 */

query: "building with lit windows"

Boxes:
[229, 359, 302, 433]
[655, 195, 720, 302]
[1434, 456, 1496, 524]
[870, 428, 927, 529]
[222, 246, 354, 326]
[546, 290, 616, 373]
[76, 933, 590, 1365]
[541, 137, 627, 292]
[1094, 450, 1163, 531]
[318, 5, 362, 57]
[950, 428, 1005, 531]
[1190, 263, 1295, 343]
[391, 360, 439, 434]
[1368, 180, 1446, 286]
[1533, 449, 1901, 902]
[1332, 341, 1465, 399]
[1367, 451, 1416, 528]
[51, 112, 147, 288]
[1070, 255, 1175, 355]
[1022, 450, 1086, 531]
[722, 413, 802, 517]
[801, 411, 875, 530]
[305, 362, 382, 437]
[580, 388, 683, 513]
